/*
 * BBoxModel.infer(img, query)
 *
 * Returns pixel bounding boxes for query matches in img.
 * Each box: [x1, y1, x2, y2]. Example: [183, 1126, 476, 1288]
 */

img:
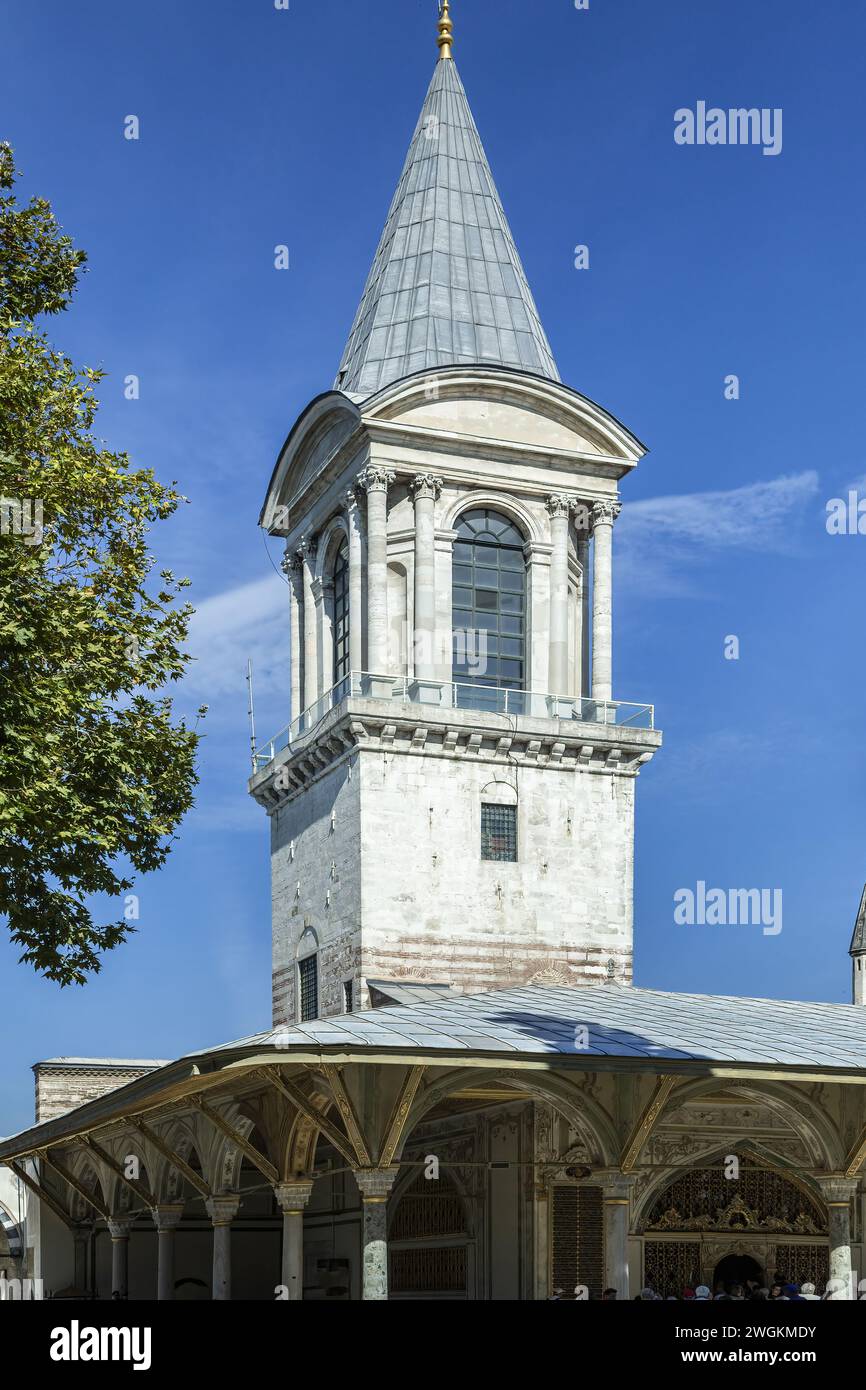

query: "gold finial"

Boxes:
[437, 0, 454, 60]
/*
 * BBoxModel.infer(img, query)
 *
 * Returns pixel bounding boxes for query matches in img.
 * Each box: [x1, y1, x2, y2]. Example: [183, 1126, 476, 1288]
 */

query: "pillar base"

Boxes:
[409, 678, 444, 706]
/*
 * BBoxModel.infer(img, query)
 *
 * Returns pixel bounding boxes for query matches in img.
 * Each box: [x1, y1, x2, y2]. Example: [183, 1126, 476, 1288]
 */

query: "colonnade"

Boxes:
[284, 471, 624, 725]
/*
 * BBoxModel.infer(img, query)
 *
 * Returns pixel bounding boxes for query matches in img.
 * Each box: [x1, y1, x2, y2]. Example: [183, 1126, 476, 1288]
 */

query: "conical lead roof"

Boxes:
[335, 57, 559, 398]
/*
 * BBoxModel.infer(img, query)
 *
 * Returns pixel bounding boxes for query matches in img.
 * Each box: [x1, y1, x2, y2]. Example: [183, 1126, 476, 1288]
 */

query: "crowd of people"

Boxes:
[551, 1275, 866, 1300]
[635, 1279, 827, 1301]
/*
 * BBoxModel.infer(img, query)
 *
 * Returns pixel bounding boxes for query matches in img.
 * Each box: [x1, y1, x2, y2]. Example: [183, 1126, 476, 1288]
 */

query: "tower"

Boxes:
[251, 7, 661, 1026]
[851, 886, 866, 1006]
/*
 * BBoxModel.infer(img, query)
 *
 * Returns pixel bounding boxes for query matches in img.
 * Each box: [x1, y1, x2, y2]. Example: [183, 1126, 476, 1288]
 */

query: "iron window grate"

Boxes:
[299, 954, 319, 1022]
[481, 803, 517, 861]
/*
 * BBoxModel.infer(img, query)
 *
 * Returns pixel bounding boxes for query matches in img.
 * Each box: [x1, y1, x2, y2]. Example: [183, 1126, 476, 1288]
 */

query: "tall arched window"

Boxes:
[452, 509, 526, 701]
[332, 539, 350, 684]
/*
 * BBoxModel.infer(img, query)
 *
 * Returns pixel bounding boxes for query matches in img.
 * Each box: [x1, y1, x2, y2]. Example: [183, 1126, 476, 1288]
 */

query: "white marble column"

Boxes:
[547, 494, 571, 697]
[284, 550, 304, 725]
[533, 1184, 550, 1300]
[411, 474, 443, 695]
[575, 524, 591, 699]
[602, 1174, 634, 1299]
[72, 1224, 90, 1293]
[357, 467, 395, 682]
[818, 1177, 859, 1298]
[107, 1219, 132, 1299]
[346, 490, 364, 681]
[275, 1181, 313, 1300]
[152, 1204, 184, 1302]
[354, 1168, 399, 1300]
[591, 500, 621, 705]
[206, 1195, 240, 1302]
[300, 537, 318, 713]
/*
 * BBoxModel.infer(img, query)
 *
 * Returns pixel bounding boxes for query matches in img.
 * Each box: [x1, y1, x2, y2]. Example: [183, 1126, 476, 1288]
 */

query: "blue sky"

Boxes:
[1, 0, 864, 1132]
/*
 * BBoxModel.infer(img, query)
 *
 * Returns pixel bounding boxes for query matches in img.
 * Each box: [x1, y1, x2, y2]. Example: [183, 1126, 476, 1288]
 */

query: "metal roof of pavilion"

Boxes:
[202, 983, 866, 1071]
[3, 985, 866, 1163]
[850, 886, 866, 956]
[334, 55, 559, 397]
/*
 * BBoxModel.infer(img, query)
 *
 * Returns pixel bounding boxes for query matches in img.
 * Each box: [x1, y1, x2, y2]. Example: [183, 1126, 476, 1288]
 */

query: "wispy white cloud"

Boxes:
[185, 572, 290, 704]
[618, 471, 820, 596]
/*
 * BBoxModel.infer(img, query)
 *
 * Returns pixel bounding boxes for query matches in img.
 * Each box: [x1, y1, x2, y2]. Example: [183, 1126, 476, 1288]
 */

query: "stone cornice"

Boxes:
[250, 701, 662, 811]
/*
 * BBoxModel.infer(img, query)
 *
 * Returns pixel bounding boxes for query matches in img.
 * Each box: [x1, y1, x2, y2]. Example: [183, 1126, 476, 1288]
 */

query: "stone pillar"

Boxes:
[353, 1168, 399, 1300]
[300, 537, 318, 714]
[411, 473, 443, 695]
[319, 576, 334, 694]
[575, 524, 591, 700]
[72, 1224, 90, 1293]
[284, 550, 304, 725]
[358, 467, 395, 682]
[107, 1219, 132, 1299]
[601, 1174, 634, 1300]
[818, 1177, 859, 1299]
[591, 500, 621, 705]
[275, 1181, 314, 1300]
[206, 1196, 240, 1302]
[152, 1204, 184, 1302]
[533, 1182, 550, 1300]
[346, 490, 364, 681]
[547, 494, 571, 697]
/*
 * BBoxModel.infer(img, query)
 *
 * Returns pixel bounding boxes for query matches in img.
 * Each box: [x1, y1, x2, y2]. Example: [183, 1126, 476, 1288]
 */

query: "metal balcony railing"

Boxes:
[253, 672, 655, 770]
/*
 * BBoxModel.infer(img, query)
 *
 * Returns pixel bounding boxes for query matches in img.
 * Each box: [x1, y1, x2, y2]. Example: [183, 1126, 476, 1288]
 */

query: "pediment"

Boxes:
[363, 368, 646, 464]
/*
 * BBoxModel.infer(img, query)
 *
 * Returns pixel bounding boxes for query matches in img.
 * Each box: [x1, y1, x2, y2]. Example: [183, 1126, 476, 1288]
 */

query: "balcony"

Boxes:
[254, 672, 655, 770]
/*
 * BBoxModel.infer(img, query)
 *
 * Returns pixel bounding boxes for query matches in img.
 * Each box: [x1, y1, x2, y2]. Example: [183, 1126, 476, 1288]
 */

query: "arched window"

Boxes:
[452, 509, 526, 698]
[332, 539, 350, 684]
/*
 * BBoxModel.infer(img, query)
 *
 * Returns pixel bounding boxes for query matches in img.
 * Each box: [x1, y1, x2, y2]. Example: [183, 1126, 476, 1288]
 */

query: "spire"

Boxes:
[334, 52, 559, 398]
[850, 885, 866, 956]
[437, 1, 453, 60]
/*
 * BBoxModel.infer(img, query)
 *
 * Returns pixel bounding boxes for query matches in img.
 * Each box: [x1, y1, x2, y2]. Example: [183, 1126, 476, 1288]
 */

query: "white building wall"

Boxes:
[359, 749, 635, 995]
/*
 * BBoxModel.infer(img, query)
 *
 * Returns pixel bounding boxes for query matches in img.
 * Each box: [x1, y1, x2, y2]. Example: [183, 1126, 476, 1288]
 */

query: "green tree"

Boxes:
[0, 143, 204, 985]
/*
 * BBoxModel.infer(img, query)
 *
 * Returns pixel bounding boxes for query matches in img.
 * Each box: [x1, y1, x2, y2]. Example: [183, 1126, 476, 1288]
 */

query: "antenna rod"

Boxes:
[246, 659, 258, 771]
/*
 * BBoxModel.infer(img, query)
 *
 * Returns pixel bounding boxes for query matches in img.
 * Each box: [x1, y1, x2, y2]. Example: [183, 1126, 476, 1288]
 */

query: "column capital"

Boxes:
[357, 466, 396, 495]
[591, 499, 622, 528]
[282, 546, 303, 577]
[815, 1175, 860, 1205]
[546, 492, 574, 520]
[151, 1203, 185, 1232]
[107, 1219, 133, 1240]
[297, 533, 318, 564]
[345, 487, 362, 516]
[598, 1172, 638, 1203]
[353, 1167, 400, 1201]
[410, 473, 444, 501]
[274, 1181, 314, 1213]
[206, 1195, 241, 1227]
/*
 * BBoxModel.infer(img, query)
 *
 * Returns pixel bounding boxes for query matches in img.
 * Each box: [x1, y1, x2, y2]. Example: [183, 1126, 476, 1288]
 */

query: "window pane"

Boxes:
[481, 803, 517, 862]
[299, 955, 318, 1022]
[452, 510, 526, 694]
[500, 569, 524, 591]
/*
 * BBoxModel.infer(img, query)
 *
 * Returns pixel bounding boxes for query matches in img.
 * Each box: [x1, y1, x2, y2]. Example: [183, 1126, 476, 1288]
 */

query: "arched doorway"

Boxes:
[640, 1159, 829, 1296]
[713, 1253, 764, 1292]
